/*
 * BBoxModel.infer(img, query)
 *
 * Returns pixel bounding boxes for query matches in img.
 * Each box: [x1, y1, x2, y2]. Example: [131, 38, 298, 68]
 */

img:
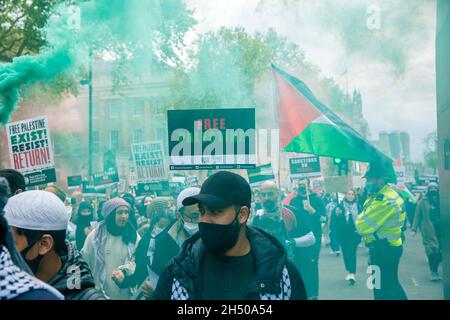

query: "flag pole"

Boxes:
[271, 64, 282, 189]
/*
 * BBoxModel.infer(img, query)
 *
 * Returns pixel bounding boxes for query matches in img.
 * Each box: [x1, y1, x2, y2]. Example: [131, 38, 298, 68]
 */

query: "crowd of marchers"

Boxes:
[0, 165, 442, 300]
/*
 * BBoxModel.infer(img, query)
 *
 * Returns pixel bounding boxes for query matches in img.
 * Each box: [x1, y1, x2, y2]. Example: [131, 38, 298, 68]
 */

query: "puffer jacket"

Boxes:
[47, 241, 106, 300]
[153, 226, 306, 300]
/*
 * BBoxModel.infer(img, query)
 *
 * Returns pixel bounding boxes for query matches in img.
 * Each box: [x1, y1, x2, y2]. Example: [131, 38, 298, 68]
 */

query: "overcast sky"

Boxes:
[187, 0, 437, 162]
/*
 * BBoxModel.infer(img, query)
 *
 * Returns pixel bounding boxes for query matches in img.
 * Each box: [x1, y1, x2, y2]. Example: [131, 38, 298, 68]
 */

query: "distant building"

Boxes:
[0, 59, 172, 189]
[72, 60, 171, 187]
[373, 131, 411, 164]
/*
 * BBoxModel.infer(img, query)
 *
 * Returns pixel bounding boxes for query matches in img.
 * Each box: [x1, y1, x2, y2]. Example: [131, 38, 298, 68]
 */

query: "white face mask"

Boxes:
[183, 222, 199, 235]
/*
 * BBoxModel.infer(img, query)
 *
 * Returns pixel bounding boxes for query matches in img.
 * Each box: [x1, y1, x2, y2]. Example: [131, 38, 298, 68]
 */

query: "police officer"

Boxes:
[355, 163, 408, 300]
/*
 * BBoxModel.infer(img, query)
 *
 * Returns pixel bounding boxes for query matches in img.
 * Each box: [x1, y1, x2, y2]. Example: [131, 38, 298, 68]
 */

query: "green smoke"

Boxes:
[0, 48, 74, 124]
[0, 0, 195, 124]
[255, 0, 433, 77]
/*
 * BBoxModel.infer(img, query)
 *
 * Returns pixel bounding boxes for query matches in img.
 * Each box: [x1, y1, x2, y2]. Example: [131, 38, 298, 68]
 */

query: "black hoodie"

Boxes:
[153, 226, 306, 300]
[47, 241, 105, 300]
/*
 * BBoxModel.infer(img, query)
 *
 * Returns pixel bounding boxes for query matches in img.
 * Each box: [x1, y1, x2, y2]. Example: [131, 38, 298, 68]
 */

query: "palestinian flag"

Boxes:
[272, 64, 396, 182]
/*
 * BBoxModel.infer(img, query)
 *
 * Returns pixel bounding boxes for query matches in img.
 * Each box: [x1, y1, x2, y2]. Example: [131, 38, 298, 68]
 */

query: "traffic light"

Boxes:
[333, 158, 348, 176]
[103, 150, 116, 172]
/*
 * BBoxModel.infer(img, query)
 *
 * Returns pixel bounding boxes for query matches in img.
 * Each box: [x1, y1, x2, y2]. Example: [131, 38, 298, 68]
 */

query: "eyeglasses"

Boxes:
[259, 191, 277, 198]
[183, 212, 201, 223]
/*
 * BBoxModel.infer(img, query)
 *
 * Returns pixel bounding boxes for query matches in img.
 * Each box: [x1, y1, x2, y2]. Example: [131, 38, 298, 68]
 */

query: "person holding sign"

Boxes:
[287, 179, 326, 300]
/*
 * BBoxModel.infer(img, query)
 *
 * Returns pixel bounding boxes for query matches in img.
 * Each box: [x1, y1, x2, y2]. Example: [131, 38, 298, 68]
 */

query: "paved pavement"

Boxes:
[318, 231, 444, 300]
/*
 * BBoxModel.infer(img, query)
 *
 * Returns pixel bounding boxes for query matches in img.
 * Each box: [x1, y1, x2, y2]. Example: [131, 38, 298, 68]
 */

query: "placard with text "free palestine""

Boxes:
[167, 108, 256, 170]
[6, 116, 56, 186]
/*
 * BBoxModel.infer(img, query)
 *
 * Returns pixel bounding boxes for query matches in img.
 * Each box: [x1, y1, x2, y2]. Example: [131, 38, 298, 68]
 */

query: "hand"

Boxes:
[285, 238, 296, 248]
[111, 270, 125, 285]
[410, 231, 416, 237]
[305, 203, 315, 214]
[141, 280, 155, 299]
[84, 226, 92, 236]
[335, 207, 342, 215]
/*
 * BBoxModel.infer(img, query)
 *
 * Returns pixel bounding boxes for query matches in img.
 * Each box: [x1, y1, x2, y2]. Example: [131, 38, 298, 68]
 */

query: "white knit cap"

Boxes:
[177, 187, 200, 210]
[4, 190, 69, 231]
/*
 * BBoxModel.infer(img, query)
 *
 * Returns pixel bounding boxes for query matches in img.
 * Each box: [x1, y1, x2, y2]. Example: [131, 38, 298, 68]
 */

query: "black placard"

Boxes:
[137, 181, 170, 196]
[167, 108, 256, 170]
[289, 156, 321, 178]
[67, 175, 82, 187]
[24, 168, 56, 187]
[92, 168, 119, 187]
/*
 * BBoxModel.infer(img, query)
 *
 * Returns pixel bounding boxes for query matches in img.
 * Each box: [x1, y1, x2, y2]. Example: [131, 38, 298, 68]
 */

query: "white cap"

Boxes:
[177, 187, 200, 210]
[5, 190, 69, 231]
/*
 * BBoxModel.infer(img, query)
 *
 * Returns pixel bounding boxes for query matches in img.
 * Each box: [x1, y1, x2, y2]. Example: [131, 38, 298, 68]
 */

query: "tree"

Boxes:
[423, 131, 438, 174]
[0, 0, 67, 62]
[166, 26, 367, 132]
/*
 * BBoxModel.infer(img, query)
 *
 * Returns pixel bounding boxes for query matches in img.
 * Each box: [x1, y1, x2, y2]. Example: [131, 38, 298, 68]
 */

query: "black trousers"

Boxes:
[306, 235, 321, 298]
[428, 251, 442, 273]
[341, 240, 359, 274]
[369, 242, 408, 300]
[294, 235, 321, 299]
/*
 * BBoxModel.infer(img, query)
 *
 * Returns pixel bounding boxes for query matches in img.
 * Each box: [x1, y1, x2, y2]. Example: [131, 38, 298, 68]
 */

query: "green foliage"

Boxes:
[0, 0, 67, 62]
[423, 132, 438, 173]
[1, 0, 197, 124]
[167, 26, 359, 131]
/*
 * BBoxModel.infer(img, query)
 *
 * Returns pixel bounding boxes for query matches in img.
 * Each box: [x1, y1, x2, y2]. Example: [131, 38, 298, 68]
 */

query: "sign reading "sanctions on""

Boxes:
[5, 116, 56, 186]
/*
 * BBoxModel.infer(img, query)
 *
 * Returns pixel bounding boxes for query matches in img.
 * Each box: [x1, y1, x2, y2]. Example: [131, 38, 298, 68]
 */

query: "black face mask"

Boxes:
[21, 240, 44, 275]
[263, 199, 278, 212]
[199, 209, 241, 256]
[78, 213, 93, 224]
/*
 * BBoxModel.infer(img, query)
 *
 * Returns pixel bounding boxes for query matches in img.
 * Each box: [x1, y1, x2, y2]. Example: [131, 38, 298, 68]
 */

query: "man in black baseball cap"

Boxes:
[153, 171, 306, 300]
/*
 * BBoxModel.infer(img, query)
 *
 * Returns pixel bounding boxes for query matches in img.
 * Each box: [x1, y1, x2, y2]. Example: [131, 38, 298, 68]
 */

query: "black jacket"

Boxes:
[330, 201, 362, 246]
[290, 193, 326, 238]
[47, 242, 106, 300]
[153, 226, 307, 300]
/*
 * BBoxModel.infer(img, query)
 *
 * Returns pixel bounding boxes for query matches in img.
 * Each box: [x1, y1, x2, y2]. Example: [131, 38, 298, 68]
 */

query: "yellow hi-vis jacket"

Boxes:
[355, 184, 406, 247]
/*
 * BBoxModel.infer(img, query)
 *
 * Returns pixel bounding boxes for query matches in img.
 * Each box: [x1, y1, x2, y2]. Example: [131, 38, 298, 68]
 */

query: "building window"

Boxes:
[110, 130, 119, 150]
[149, 97, 164, 114]
[109, 100, 120, 119]
[92, 105, 99, 119]
[133, 129, 143, 144]
[92, 131, 99, 153]
[155, 127, 165, 142]
[132, 100, 144, 117]
[71, 132, 81, 152]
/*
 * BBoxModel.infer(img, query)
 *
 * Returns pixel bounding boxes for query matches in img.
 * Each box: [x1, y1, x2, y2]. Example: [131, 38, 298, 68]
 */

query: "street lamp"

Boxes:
[80, 48, 93, 180]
